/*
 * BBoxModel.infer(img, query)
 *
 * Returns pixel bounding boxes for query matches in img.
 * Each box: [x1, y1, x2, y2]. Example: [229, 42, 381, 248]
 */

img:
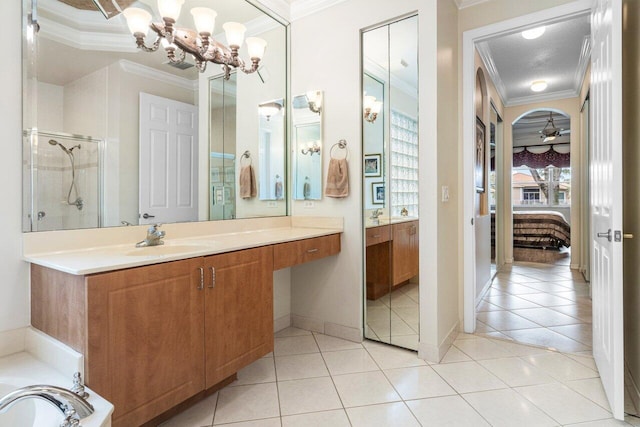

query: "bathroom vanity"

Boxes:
[26, 222, 341, 427]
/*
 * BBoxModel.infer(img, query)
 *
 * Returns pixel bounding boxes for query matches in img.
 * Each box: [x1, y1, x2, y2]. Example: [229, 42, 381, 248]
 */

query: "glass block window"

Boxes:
[390, 110, 419, 217]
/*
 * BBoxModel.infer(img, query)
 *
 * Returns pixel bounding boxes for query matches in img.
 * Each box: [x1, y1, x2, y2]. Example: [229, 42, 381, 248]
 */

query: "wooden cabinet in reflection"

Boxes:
[366, 220, 419, 300]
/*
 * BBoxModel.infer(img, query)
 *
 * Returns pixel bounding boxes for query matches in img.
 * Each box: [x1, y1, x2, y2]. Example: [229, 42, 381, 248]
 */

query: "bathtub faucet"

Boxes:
[0, 384, 94, 427]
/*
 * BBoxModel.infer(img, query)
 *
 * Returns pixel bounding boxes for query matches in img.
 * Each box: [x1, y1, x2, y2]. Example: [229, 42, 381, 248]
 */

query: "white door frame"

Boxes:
[462, 0, 593, 333]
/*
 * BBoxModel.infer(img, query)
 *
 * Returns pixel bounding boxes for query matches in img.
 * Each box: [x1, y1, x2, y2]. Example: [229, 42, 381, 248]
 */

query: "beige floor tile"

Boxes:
[453, 337, 513, 360]
[477, 300, 503, 312]
[479, 357, 554, 387]
[463, 388, 557, 426]
[567, 377, 611, 410]
[441, 344, 473, 363]
[551, 304, 593, 322]
[474, 320, 496, 334]
[160, 392, 217, 427]
[384, 366, 456, 400]
[216, 419, 281, 427]
[274, 353, 329, 381]
[516, 382, 611, 425]
[406, 395, 491, 427]
[489, 338, 551, 356]
[274, 335, 319, 356]
[313, 333, 363, 352]
[231, 358, 276, 387]
[484, 294, 542, 310]
[281, 409, 350, 427]
[511, 307, 584, 327]
[564, 420, 634, 427]
[493, 283, 541, 295]
[322, 348, 379, 375]
[431, 361, 507, 394]
[277, 377, 342, 416]
[549, 323, 593, 346]
[504, 328, 590, 353]
[476, 310, 541, 331]
[365, 341, 426, 369]
[390, 334, 419, 350]
[214, 383, 280, 425]
[346, 402, 420, 427]
[332, 371, 401, 408]
[518, 292, 575, 306]
[521, 352, 599, 382]
[275, 327, 312, 338]
[478, 331, 513, 340]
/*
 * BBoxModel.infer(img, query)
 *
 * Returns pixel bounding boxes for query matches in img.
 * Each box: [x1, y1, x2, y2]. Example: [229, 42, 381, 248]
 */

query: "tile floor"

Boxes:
[476, 261, 592, 353]
[365, 282, 419, 351]
[160, 328, 640, 427]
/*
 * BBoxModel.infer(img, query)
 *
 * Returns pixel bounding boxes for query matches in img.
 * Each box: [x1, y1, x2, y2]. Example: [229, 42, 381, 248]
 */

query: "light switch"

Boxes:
[442, 185, 450, 202]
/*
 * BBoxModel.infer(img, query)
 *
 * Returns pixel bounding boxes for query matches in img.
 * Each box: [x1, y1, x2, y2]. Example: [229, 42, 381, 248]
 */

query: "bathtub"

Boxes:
[0, 355, 112, 427]
[0, 379, 61, 427]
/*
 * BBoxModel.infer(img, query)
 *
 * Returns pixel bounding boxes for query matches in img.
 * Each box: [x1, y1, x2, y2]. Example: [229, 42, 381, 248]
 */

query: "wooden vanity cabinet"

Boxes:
[85, 258, 205, 427]
[204, 246, 274, 388]
[391, 221, 419, 287]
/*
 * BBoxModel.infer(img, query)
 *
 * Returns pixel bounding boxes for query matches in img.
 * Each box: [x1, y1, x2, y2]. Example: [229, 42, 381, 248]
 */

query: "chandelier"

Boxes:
[539, 112, 561, 142]
[122, 0, 267, 80]
[363, 95, 382, 123]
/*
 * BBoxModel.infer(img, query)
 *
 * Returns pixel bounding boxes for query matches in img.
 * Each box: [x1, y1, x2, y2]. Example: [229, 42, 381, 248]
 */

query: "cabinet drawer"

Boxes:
[273, 234, 341, 270]
[366, 225, 391, 246]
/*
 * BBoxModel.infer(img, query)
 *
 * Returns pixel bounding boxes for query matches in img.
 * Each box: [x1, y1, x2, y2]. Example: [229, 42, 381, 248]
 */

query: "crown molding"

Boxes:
[475, 41, 507, 107]
[290, 0, 348, 21]
[119, 60, 198, 92]
[506, 88, 579, 107]
[573, 35, 591, 93]
[363, 57, 417, 101]
[251, 0, 291, 23]
[454, 0, 491, 10]
[39, 15, 137, 52]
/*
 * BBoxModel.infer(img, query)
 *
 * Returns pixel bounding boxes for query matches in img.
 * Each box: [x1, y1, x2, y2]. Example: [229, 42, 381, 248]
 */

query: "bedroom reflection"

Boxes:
[363, 15, 419, 351]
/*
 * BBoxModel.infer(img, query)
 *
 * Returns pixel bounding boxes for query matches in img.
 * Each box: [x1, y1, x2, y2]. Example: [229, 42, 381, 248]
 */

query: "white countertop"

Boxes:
[25, 226, 342, 275]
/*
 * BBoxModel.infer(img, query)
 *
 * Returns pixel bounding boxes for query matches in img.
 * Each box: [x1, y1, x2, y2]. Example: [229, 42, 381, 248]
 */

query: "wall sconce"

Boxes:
[301, 141, 321, 156]
[259, 101, 282, 121]
[363, 95, 382, 123]
[306, 90, 322, 114]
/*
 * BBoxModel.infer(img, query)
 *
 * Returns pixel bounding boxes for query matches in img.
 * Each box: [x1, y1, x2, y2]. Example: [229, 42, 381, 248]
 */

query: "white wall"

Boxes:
[0, 0, 30, 333]
[289, 0, 448, 359]
[37, 82, 63, 131]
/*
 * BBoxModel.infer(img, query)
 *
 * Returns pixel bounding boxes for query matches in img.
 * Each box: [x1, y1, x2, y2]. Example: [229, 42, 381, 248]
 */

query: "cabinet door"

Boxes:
[204, 246, 274, 388]
[392, 221, 419, 286]
[86, 258, 205, 427]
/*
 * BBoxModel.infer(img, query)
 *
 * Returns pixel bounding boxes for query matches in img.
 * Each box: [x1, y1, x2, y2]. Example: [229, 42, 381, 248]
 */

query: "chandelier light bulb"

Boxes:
[123, 7, 152, 36]
[522, 26, 546, 40]
[363, 95, 376, 110]
[371, 101, 383, 114]
[246, 37, 267, 60]
[530, 80, 548, 92]
[190, 7, 217, 36]
[223, 22, 247, 48]
[157, 0, 184, 21]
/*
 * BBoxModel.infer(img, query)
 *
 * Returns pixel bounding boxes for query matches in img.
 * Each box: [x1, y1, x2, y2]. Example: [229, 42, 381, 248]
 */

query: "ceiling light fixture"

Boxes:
[122, 0, 267, 80]
[363, 95, 383, 123]
[258, 101, 282, 121]
[306, 90, 322, 114]
[539, 112, 562, 141]
[522, 26, 546, 40]
[530, 80, 548, 92]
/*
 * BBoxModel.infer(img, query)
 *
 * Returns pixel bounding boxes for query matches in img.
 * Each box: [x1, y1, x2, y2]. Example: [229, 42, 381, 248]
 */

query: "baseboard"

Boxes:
[625, 362, 640, 415]
[324, 322, 361, 343]
[418, 321, 459, 363]
[291, 314, 324, 333]
[475, 278, 493, 307]
[25, 327, 83, 380]
[570, 263, 580, 270]
[0, 327, 27, 358]
[274, 314, 291, 333]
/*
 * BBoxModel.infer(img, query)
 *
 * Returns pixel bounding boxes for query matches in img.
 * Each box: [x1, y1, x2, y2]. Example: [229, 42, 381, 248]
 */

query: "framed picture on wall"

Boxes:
[475, 116, 486, 193]
[372, 182, 385, 205]
[364, 154, 382, 177]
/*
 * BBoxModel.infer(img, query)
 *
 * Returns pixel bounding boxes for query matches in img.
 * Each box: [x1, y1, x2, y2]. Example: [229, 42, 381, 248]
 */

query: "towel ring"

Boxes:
[330, 139, 348, 160]
[240, 150, 252, 166]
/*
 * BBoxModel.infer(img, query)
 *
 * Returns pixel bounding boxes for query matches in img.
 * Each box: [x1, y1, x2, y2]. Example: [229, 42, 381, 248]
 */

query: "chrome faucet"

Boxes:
[0, 384, 94, 427]
[370, 208, 383, 219]
[136, 223, 165, 247]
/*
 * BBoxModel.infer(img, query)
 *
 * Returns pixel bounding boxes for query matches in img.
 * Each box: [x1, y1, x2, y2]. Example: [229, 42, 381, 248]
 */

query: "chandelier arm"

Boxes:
[135, 34, 161, 53]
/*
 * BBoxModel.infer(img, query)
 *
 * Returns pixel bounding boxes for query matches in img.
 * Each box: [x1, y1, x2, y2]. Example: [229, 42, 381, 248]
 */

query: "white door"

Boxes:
[590, 0, 624, 419]
[139, 93, 199, 225]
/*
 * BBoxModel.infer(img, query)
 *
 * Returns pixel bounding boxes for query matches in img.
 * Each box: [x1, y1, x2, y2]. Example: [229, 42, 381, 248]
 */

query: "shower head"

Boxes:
[48, 139, 80, 154]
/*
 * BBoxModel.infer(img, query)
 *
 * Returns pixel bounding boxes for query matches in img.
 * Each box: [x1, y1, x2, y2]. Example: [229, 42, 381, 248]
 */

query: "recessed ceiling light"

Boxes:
[522, 26, 546, 40]
[530, 80, 548, 92]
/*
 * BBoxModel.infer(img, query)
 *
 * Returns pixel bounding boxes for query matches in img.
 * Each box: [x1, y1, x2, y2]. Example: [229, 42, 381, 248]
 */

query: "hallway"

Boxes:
[477, 260, 591, 353]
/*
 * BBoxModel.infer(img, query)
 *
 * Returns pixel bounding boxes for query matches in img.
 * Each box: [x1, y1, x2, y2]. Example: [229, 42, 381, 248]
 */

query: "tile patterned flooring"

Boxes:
[160, 327, 640, 426]
[476, 261, 593, 353]
[365, 282, 419, 351]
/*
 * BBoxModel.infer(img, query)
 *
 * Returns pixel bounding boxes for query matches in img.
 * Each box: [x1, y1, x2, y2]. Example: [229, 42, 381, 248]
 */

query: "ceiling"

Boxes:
[477, 13, 591, 107]
[512, 110, 570, 148]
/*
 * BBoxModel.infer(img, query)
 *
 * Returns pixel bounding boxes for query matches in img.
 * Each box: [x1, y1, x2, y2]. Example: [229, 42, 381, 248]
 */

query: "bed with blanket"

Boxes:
[491, 210, 571, 249]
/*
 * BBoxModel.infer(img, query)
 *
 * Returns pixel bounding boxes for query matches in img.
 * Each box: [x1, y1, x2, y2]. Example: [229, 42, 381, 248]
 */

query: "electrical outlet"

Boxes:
[267, 201, 277, 208]
[303, 201, 315, 208]
[442, 185, 450, 202]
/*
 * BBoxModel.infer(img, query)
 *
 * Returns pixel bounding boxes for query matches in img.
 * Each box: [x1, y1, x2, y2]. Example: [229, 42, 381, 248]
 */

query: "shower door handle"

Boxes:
[142, 213, 155, 219]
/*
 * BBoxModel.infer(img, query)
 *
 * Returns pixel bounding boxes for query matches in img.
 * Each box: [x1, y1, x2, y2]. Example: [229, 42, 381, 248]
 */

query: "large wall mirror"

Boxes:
[362, 15, 419, 350]
[22, 0, 288, 232]
[292, 90, 323, 200]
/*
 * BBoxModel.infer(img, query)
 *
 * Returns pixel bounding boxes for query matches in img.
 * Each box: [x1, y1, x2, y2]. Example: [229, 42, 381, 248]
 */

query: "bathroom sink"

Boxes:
[124, 244, 211, 257]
